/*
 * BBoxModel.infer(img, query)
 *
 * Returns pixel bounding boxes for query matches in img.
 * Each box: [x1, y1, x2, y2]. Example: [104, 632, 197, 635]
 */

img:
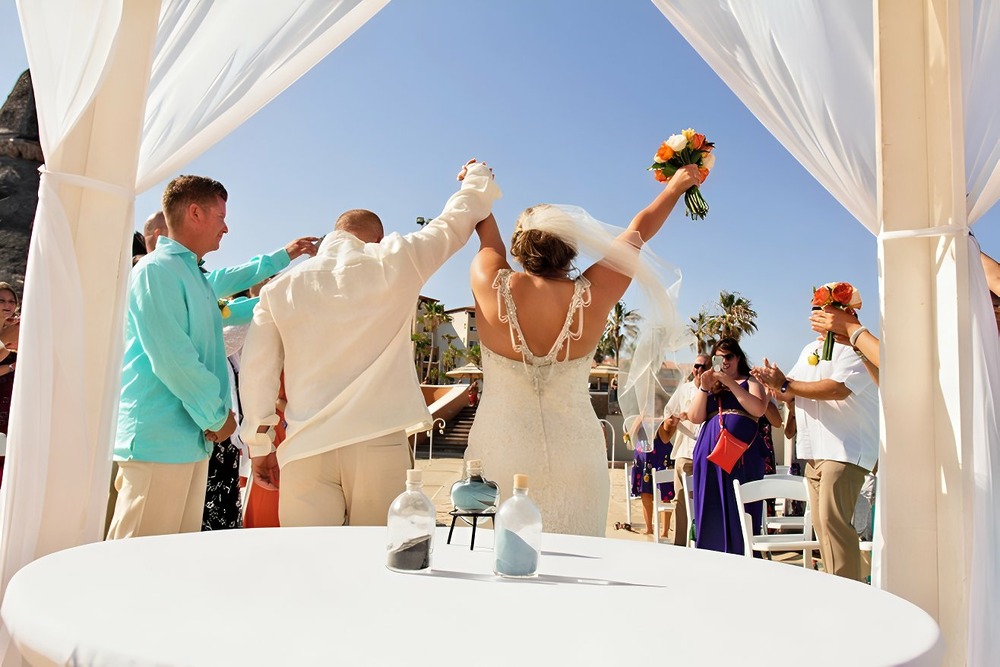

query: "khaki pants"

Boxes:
[672, 457, 694, 546]
[805, 459, 867, 580]
[279, 432, 411, 527]
[107, 458, 210, 539]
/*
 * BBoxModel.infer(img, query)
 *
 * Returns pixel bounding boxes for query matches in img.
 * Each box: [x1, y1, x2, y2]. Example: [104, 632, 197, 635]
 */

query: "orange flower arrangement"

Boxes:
[811, 282, 862, 361]
[649, 128, 715, 220]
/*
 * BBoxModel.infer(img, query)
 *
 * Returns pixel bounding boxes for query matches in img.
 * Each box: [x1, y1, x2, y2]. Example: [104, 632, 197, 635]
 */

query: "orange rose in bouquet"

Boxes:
[812, 282, 862, 361]
[649, 128, 714, 220]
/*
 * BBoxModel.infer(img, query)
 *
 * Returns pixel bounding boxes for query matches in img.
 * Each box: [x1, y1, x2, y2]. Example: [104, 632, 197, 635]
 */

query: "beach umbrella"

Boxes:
[589, 364, 619, 379]
[445, 363, 483, 379]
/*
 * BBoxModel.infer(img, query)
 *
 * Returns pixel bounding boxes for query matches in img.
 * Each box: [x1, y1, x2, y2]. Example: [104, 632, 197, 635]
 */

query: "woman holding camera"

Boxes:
[688, 337, 767, 554]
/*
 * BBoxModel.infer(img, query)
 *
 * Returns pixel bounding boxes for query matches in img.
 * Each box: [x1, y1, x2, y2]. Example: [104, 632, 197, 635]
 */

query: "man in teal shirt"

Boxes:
[109, 175, 251, 538]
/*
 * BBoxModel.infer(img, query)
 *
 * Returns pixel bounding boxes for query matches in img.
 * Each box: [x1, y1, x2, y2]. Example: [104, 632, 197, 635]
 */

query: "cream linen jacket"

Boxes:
[239, 164, 500, 466]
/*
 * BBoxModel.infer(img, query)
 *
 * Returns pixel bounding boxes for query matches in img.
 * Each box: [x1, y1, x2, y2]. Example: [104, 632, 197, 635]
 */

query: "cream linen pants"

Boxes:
[278, 431, 411, 527]
[106, 458, 210, 539]
[805, 459, 868, 581]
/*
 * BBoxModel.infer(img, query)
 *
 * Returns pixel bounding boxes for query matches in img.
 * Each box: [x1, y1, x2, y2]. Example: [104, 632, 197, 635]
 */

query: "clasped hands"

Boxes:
[456, 158, 495, 182]
[810, 305, 862, 345]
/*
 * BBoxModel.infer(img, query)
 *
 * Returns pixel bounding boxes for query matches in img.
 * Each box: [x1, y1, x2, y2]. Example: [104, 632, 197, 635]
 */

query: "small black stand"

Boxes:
[447, 509, 496, 550]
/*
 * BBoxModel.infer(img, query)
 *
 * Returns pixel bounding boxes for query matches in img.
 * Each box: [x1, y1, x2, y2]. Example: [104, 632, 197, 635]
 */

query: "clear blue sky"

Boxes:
[2, 1, 998, 370]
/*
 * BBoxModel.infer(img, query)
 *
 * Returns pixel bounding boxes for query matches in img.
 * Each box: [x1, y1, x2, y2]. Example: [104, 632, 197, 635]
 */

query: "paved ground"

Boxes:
[416, 456, 668, 545]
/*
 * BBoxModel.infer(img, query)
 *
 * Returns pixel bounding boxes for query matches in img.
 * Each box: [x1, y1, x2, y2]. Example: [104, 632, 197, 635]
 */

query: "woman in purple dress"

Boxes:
[629, 418, 675, 536]
[689, 338, 767, 554]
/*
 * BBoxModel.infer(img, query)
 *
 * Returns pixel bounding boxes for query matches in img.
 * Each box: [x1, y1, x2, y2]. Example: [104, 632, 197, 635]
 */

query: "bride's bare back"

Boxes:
[473, 263, 620, 362]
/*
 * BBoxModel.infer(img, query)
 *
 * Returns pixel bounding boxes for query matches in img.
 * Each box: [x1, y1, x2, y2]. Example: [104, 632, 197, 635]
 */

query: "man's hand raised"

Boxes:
[457, 158, 494, 182]
[285, 236, 322, 260]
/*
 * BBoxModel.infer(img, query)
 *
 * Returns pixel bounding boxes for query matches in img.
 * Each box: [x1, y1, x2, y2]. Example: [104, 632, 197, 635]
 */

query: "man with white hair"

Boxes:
[661, 353, 710, 546]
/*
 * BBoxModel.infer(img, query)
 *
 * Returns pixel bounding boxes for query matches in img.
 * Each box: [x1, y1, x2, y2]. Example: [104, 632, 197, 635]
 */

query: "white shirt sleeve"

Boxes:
[384, 163, 502, 282]
[830, 345, 872, 396]
[238, 290, 285, 458]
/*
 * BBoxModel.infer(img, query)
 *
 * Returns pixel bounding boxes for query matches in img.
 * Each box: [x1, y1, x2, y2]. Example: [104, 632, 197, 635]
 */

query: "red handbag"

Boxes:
[706, 396, 751, 474]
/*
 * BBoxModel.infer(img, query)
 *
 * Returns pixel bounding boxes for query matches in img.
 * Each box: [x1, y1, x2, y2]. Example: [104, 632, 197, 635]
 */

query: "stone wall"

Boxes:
[0, 70, 42, 295]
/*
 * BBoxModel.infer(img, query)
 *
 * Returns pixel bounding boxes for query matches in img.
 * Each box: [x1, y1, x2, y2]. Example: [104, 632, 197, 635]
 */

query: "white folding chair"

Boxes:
[681, 470, 695, 547]
[733, 476, 819, 568]
[651, 467, 675, 544]
[761, 473, 806, 533]
[621, 415, 643, 528]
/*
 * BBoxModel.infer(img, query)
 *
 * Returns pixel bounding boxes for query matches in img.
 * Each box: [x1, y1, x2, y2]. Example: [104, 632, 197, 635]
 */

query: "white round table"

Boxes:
[1, 527, 942, 666]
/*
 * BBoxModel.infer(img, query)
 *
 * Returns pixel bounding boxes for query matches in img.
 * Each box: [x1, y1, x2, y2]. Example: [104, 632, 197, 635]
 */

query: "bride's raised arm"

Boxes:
[624, 164, 701, 248]
[470, 213, 509, 292]
[583, 163, 702, 309]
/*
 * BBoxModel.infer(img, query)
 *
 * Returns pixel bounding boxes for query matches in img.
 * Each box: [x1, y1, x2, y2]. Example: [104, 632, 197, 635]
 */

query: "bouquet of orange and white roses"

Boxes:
[811, 282, 861, 362]
[649, 128, 714, 220]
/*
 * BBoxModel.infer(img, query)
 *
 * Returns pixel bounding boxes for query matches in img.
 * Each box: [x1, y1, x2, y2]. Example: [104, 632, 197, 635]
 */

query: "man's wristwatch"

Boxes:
[779, 379, 790, 394]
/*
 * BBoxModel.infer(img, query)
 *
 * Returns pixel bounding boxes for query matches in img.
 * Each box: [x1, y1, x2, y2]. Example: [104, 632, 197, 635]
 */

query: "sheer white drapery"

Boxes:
[652, 1, 1000, 664]
[1, 1, 388, 664]
[651, 0, 877, 230]
[966, 236, 1000, 662]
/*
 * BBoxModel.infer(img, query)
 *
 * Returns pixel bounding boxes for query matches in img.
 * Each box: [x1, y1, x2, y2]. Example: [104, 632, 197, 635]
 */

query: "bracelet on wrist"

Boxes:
[848, 325, 869, 348]
[699, 386, 711, 394]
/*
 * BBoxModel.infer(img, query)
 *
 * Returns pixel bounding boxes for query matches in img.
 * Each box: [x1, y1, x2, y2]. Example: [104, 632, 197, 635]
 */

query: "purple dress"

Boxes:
[630, 432, 674, 502]
[691, 380, 765, 554]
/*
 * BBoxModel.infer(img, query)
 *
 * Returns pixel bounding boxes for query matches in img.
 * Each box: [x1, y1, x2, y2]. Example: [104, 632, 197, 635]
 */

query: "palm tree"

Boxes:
[686, 291, 758, 353]
[416, 301, 452, 382]
[466, 342, 482, 367]
[687, 310, 719, 355]
[603, 301, 641, 366]
[411, 332, 432, 378]
[714, 290, 758, 341]
[440, 333, 461, 376]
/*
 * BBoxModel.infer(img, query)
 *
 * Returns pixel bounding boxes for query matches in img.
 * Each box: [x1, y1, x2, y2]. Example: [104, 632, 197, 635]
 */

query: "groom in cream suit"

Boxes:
[239, 161, 500, 526]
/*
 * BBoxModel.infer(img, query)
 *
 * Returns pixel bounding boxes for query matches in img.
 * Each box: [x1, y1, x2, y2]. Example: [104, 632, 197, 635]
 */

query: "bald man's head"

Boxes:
[143, 211, 168, 252]
[335, 209, 384, 244]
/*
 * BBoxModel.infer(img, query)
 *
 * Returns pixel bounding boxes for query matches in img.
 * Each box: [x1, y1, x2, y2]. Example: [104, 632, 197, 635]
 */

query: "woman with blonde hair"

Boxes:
[464, 162, 701, 536]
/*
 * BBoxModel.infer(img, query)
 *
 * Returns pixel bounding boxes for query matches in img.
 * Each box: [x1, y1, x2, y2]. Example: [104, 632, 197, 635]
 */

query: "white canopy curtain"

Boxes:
[652, 1, 1000, 664]
[1, 1, 388, 664]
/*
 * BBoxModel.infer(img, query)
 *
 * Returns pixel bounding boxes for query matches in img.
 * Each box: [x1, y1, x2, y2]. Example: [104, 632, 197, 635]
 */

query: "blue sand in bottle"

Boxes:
[452, 480, 499, 512]
[495, 528, 538, 576]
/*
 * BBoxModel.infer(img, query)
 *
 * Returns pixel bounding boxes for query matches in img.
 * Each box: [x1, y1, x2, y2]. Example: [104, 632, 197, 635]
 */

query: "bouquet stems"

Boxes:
[684, 185, 709, 220]
[821, 331, 835, 361]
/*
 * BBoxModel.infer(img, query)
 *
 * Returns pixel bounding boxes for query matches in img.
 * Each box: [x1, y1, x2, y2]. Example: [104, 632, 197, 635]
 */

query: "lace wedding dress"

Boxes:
[466, 270, 610, 537]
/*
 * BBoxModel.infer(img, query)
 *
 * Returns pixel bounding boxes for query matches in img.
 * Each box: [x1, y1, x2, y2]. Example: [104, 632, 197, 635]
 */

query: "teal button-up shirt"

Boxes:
[115, 238, 290, 463]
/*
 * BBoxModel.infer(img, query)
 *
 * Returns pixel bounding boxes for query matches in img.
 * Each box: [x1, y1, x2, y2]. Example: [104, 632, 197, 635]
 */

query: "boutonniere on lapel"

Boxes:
[217, 298, 231, 319]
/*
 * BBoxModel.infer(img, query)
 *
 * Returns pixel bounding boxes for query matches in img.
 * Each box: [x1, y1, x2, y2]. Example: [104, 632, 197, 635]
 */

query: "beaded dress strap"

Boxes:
[492, 269, 592, 365]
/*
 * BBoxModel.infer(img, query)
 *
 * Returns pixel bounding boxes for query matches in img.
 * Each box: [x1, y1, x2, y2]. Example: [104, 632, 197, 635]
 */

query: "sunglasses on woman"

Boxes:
[715, 353, 737, 361]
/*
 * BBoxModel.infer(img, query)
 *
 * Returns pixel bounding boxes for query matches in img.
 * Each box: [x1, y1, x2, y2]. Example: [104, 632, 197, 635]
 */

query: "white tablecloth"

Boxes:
[1, 527, 941, 666]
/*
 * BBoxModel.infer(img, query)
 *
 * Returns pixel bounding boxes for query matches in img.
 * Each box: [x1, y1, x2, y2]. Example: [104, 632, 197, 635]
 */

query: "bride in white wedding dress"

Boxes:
[464, 162, 702, 536]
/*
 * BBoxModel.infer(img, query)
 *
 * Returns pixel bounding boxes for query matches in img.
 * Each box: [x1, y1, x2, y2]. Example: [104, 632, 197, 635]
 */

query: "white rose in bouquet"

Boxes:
[701, 152, 716, 170]
[665, 134, 688, 152]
